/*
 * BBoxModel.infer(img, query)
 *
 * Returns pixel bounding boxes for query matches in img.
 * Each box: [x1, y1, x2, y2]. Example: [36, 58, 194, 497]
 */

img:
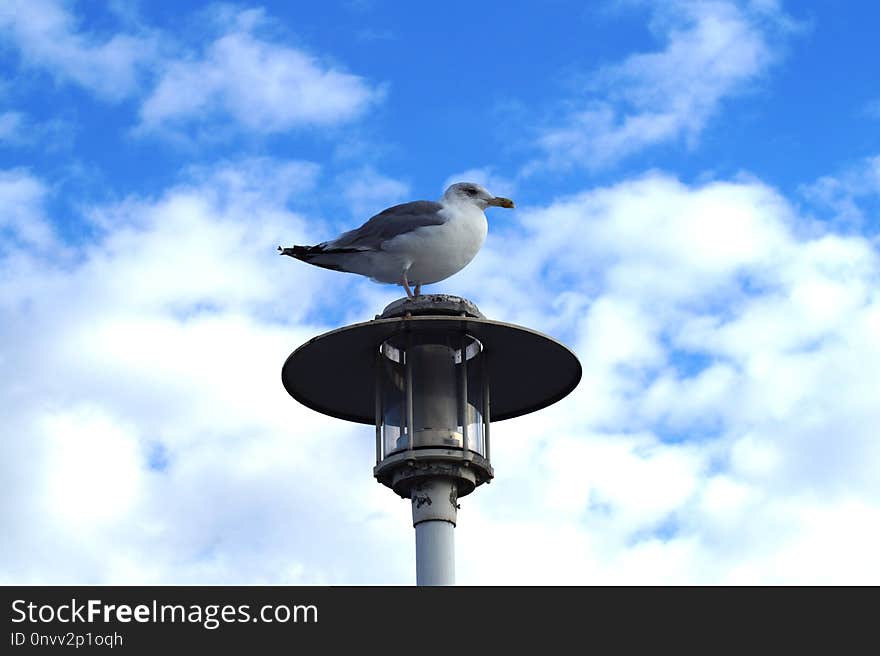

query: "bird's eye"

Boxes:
[466, 187, 477, 195]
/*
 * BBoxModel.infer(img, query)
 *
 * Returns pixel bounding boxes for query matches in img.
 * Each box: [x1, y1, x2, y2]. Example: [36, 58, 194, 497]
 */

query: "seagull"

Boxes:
[279, 182, 515, 298]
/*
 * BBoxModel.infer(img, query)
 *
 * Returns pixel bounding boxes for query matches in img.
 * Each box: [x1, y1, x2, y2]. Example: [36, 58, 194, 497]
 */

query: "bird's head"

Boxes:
[443, 182, 515, 210]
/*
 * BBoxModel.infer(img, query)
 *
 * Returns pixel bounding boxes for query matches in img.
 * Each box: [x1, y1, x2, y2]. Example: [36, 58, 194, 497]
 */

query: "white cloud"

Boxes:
[0, 3, 382, 137]
[139, 8, 384, 134]
[534, 0, 793, 169]
[3, 159, 880, 584]
[800, 155, 880, 228]
[0, 168, 55, 249]
[42, 405, 145, 527]
[182, 157, 323, 207]
[0, 0, 156, 101]
[448, 170, 880, 583]
[0, 159, 417, 584]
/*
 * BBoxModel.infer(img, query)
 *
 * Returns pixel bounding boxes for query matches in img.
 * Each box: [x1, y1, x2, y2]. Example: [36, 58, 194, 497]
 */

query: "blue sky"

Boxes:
[2, 0, 880, 584]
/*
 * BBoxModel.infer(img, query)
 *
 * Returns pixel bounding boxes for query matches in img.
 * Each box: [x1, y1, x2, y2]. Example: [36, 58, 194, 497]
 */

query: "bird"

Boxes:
[279, 182, 515, 298]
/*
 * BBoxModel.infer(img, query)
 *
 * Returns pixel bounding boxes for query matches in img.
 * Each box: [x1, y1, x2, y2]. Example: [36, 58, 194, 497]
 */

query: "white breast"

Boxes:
[382, 203, 488, 285]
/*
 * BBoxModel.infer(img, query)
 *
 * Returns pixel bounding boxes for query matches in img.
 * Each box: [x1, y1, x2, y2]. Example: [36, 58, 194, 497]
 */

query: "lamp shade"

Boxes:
[281, 315, 581, 425]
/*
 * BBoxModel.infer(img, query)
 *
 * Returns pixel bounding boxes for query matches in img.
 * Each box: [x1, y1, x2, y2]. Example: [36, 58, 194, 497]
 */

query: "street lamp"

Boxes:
[282, 294, 581, 585]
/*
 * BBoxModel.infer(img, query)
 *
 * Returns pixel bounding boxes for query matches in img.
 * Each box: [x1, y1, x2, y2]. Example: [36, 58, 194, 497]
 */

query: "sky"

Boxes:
[1, 0, 879, 585]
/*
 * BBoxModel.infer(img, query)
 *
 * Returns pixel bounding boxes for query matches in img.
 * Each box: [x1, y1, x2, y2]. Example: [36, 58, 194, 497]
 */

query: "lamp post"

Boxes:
[282, 294, 581, 585]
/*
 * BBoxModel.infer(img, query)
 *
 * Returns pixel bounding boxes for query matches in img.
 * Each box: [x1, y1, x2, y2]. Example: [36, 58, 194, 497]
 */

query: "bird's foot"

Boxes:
[400, 277, 415, 299]
[413, 284, 422, 297]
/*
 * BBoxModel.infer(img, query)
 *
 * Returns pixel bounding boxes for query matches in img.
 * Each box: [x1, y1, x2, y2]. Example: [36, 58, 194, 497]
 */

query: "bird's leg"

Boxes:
[400, 274, 415, 299]
[413, 283, 422, 297]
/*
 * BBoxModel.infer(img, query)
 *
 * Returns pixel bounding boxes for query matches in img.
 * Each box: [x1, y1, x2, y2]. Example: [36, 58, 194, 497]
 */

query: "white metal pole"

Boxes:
[411, 478, 457, 586]
[415, 520, 455, 585]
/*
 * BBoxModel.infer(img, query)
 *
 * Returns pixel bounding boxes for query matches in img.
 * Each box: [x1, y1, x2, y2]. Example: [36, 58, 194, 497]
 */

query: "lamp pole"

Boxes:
[411, 478, 457, 585]
[282, 294, 580, 585]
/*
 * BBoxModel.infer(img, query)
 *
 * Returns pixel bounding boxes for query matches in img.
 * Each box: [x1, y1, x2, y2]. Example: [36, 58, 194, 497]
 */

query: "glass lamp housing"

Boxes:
[376, 331, 487, 461]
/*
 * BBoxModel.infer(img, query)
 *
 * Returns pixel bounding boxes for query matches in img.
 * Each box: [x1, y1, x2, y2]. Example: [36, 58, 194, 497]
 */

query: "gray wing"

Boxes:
[326, 201, 447, 251]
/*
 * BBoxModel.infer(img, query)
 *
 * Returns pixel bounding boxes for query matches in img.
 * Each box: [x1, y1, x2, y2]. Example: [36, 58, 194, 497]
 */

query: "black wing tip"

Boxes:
[278, 245, 302, 258]
[279, 244, 324, 258]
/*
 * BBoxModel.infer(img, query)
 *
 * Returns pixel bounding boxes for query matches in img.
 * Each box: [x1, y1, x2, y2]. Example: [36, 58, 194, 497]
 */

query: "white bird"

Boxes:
[279, 182, 515, 298]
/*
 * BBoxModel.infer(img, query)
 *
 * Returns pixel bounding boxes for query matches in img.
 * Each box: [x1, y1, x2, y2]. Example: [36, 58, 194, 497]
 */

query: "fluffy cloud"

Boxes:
[138, 9, 384, 135]
[800, 155, 880, 229]
[534, 0, 794, 169]
[0, 2, 383, 135]
[451, 172, 880, 583]
[0, 168, 55, 249]
[0, 161, 410, 584]
[3, 159, 880, 584]
[0, 0, 155, 101]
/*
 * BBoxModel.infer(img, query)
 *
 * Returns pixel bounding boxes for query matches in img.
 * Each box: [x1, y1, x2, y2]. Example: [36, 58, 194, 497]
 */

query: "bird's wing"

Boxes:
[325, 201, 447, 251]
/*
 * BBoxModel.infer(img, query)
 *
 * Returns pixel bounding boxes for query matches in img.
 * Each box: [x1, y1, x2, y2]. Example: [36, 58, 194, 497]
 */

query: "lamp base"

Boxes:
[374, 448, 493, 499]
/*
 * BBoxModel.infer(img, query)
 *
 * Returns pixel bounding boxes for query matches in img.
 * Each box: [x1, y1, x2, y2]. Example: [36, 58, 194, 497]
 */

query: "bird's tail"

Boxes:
[278, 244, 316, 259]
[277, 243, 363, 272]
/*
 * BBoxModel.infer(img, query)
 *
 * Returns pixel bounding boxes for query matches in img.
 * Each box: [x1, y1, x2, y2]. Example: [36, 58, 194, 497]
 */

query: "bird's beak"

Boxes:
[488, 196, 515, 208]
